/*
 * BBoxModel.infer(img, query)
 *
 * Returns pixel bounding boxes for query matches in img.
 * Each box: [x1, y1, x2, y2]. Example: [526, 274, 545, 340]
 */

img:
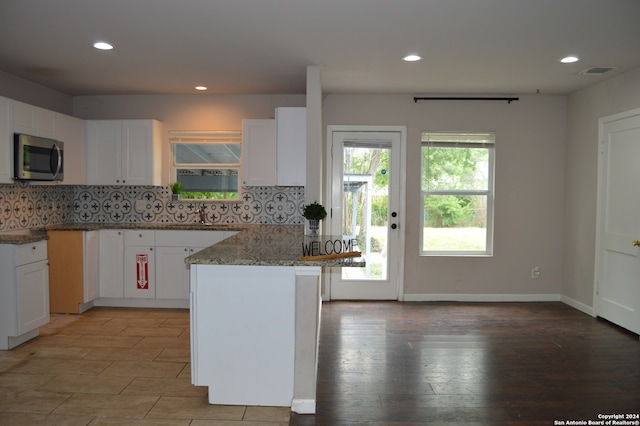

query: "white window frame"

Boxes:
[420, 131, 495, 256]
[169, 131, 242, 201]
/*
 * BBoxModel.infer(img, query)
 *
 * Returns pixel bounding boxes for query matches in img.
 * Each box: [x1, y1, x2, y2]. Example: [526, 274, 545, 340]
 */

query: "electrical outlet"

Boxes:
[531, 266, 540, 279]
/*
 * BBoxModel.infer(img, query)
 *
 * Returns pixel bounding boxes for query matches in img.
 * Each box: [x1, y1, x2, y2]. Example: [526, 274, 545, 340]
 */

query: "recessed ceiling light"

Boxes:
[93, 41, 113, 50]
[560, 56, 579, 63]
[403, 54, 422, 62]
[195, 86, 208, 91]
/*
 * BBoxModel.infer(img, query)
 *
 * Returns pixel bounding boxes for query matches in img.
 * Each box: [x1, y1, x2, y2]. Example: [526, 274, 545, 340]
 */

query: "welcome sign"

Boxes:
[300, 237, 361, 261]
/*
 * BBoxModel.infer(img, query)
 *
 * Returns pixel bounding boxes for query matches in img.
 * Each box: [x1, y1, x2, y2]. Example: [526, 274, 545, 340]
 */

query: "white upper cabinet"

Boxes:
[12, 100, 56, 139]
[55, 112, 86, 185]
[0, 97, 12, 184]
[276, 107, 306, 186]
[242, 108, 307, 188]
[86, 119, 163, 185]
[242, 119, 276, 186]
[0, 97, 87, 185]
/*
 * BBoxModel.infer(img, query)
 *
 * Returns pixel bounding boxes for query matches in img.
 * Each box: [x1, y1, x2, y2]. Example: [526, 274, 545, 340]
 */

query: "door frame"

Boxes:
[593, 106, 640, 330]
[324, 125, 407, 301]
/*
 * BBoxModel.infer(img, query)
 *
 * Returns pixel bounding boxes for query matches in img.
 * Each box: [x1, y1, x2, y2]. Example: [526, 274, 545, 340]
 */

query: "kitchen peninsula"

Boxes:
[185, 225, 364, 414]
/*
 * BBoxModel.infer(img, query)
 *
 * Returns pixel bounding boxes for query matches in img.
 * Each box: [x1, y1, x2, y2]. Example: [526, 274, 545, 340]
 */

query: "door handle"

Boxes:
[633, 240, 640, 247]
[391, 223, 397, 230]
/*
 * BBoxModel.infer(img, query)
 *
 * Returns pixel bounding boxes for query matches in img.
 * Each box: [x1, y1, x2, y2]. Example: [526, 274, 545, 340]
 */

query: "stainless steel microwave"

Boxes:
[14, 133, 64, 181]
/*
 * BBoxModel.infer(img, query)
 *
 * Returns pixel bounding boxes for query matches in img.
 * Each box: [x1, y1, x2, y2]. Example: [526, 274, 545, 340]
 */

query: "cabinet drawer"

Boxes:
[124, 230, 155, 246]
[16, 240, 48, 266]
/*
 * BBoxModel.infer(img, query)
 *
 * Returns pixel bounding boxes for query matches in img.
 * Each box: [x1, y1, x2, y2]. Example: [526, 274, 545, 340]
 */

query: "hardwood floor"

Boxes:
[291, 302, 640, 425]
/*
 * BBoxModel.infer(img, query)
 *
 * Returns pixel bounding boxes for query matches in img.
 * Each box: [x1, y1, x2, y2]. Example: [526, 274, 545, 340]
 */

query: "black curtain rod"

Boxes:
[413, 96, 519, 104]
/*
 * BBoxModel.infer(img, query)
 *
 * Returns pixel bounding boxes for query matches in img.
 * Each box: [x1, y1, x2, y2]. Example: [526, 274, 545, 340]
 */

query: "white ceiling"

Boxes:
[1, 0, 639, 97]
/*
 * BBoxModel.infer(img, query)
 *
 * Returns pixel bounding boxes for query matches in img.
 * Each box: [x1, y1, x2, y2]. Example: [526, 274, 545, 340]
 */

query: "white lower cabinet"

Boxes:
[190, 264, 322, 412]
[84, 231, 99, 303]
[17, 259, 49, 334]
[0, 240, 50, 350]
[124, 230, 156, 299]
[155, 230, 229, 300]
[95, 229, 232, 308]
[155, 246, 196, 300]
[98, 230, 124, 298]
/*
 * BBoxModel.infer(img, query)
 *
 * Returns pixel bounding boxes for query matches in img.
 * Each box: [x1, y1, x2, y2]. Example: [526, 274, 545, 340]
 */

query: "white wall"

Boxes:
[563, 68, 640, 311]
[323, 94, 567, 299]
[0, 71, 72, 114]
[73, 94, 306, 185]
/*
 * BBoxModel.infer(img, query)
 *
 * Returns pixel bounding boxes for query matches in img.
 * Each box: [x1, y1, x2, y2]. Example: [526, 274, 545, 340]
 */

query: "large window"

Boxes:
[170, 131, 241, 200]
[421, 132, 494, 255]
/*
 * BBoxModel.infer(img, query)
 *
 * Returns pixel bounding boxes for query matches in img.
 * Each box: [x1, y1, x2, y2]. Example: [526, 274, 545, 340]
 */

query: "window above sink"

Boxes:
[170, 131, 242, 201]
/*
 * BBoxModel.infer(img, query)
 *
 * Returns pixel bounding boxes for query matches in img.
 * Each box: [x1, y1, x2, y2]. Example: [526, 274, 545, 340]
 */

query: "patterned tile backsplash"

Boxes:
[0, 181, 305, 232]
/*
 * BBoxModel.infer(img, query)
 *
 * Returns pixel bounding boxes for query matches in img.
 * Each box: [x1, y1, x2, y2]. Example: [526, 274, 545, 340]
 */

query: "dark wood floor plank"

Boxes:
[291, 301, 640, 425]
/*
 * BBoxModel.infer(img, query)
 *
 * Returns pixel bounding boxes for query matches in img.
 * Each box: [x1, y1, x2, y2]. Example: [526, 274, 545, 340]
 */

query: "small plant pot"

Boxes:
[307, 219, 319, 237]
[171, 194, 181, 201]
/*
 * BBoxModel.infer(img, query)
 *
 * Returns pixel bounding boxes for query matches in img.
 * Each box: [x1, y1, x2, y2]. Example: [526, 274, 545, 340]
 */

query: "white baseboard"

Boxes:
[93, 298, 189, 309]
[78, 300, 94, 314]
[291, 399, 315, 414]
[560, 295, 595, 317]
[402, 293, 562, 302]
[4, 328, 39, 350]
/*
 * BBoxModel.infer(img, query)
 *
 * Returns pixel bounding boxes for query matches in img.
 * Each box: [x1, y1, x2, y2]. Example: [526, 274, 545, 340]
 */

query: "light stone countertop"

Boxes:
[0, 223, 242, 244]
[2, 223, 366, 268]
[185, 224, 366, 267]
[40, 223, 246, 232]
[0, 234, 48, 245]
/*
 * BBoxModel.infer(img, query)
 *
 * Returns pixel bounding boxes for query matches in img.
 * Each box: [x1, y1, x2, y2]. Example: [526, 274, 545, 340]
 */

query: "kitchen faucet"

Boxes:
[195, 203, 207, 224]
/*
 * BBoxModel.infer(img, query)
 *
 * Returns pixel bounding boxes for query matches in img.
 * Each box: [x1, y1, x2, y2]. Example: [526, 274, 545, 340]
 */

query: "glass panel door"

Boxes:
[329, 130, 402, 300]
[342, 144, 389, 280]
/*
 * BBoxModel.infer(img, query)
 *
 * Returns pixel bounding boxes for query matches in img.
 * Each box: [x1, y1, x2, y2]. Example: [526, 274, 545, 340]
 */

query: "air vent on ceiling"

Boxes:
[579, 67, 615, 75]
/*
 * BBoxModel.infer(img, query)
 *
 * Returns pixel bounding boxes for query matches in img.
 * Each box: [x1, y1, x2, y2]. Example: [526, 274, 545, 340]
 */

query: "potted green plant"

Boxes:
[303, 201, 327, 237]
[170, 182, 183, 200]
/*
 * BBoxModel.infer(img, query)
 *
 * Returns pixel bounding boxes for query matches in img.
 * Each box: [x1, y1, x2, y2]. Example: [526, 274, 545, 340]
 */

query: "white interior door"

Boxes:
[327, 127, 405, 300]
[595, 108, 640, 335]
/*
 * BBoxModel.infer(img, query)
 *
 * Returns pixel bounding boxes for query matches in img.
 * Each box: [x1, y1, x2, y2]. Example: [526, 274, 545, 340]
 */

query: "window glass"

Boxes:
[170, 132, 241, 200]
[421, 132, 494, 255]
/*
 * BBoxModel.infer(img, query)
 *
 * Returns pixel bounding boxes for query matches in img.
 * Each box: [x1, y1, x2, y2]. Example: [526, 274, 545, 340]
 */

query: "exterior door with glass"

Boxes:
[327, 127, 405, 300]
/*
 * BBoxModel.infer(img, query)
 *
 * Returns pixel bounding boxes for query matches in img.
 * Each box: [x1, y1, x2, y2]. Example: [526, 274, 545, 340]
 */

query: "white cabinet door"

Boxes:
[56, 112, 86, 185]
[16, 259, 49, 335]
[86, 119, 162, 185]
[155, 230, 228, 300]
[84, 231, 99, 303]
[276, 107, 306, 186]
[13, 101, 55, 138]
[99, 230, 124, 298]
[86, 120, 122, 185]
[0, 97, 12, 183]
[242, 119, 276, 186]
[123, 230, 155, 299]
[124, 245, 155, 298]
[155, 246, 191, 299]
[121, 120, 162, 185]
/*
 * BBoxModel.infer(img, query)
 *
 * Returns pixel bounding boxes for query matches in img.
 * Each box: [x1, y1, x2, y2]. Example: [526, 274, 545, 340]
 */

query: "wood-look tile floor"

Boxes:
[1, 303, 639, 426]
[0, 307, 290, 425]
